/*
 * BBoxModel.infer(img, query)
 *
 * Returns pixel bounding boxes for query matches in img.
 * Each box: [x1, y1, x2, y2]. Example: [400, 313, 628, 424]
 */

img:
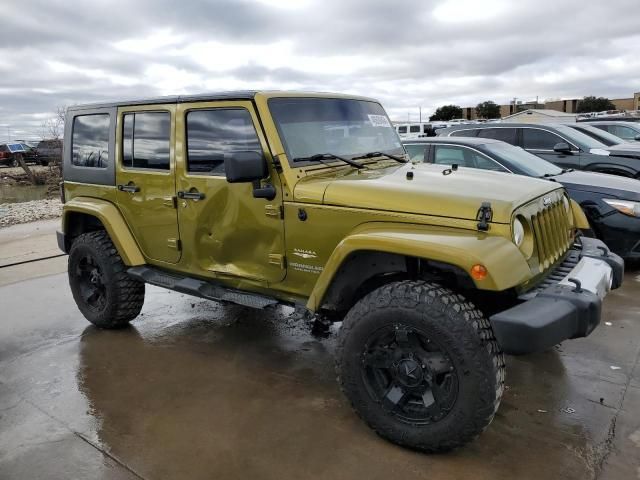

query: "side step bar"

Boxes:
[128, 266, 279, 309]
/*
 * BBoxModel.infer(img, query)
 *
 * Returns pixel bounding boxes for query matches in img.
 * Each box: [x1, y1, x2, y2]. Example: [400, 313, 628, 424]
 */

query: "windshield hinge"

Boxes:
[476, 202, 493, 232]
[265, 204, 284, 219]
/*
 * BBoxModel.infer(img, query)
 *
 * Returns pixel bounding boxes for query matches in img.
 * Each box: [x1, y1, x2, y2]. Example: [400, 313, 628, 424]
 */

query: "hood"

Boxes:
[293, 163, 562, 224]
[605, 144, 640, 157]
[556, 170, 640, 201]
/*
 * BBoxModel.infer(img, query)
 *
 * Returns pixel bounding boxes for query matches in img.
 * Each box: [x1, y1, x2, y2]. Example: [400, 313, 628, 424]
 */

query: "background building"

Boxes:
[461, 91, 640, 120]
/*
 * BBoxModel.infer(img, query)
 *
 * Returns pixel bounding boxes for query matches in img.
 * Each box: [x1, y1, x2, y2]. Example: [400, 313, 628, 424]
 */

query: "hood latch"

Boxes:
[476, 202, 493, 231]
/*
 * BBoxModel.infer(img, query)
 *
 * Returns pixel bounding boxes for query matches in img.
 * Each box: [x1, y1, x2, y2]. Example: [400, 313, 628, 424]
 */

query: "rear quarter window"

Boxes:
[72, 114, 110, 168]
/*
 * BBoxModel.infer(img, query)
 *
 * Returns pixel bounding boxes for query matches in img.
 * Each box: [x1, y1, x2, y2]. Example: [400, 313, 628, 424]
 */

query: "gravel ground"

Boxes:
[0, 199, 62, 227]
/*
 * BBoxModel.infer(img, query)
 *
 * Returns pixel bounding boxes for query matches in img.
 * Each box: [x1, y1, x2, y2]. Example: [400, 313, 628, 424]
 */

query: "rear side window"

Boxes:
[186, 108, 261, 174]
[72, 114, 110, 167]
[397, 126, 407, 134]
[610, 125, 638, 140]
[477, 128, 517, 145]
[522, 128, 564, 150]
[450, 129, 479, 137]
[122, 112, 171, 170]
[409, 125, 420, 133]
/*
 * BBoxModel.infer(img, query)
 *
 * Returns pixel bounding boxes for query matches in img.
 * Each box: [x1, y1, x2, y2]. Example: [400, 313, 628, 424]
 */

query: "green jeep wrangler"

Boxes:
[58, 91, 623, 452]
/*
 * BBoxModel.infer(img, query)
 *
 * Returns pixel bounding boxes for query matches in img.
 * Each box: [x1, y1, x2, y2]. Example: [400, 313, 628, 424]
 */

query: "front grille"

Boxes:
[529, 198, 573, 270]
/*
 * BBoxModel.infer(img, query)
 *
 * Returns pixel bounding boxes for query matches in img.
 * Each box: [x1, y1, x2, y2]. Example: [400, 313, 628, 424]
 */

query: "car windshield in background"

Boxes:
[484, 142, 562, 177]
[554, 125, 608, 150]
[268, 97, 404, 164]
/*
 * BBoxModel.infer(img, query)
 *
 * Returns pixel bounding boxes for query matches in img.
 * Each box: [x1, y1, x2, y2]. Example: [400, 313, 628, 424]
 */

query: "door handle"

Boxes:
[177, 190, 205, 200]
[117, 184, 140, 193]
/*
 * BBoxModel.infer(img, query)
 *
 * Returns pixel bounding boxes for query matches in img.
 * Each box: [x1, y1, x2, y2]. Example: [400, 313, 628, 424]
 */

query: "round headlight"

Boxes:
[513, 218, 525, 247]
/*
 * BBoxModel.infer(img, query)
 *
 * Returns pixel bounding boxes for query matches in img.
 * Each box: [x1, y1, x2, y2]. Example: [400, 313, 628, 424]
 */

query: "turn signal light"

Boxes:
[470, 264, 488, 281]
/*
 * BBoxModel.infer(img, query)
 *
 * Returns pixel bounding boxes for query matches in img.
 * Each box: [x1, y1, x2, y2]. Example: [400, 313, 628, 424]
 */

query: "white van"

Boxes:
[395, 123, 434, 139]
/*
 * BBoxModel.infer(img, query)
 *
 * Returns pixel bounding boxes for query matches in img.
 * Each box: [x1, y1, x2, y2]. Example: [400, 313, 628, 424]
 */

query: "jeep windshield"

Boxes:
[268, 97, 404, 166]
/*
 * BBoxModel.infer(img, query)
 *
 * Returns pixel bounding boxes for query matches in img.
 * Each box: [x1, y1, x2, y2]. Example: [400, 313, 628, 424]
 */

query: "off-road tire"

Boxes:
[68, 231, 145, 328]
[336, 280, 505, 452]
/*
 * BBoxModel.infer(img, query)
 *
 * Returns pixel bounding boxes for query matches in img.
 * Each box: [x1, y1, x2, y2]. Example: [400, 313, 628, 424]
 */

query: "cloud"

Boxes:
[0, 0, 638, 140]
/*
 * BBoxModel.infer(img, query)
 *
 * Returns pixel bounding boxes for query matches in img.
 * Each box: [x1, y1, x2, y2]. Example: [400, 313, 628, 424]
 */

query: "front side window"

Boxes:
[122, 112, 171, 170]
[72, 114, 110, 167]
[477, 128, 517, 145]
[522, 128, 565, 150]
[186, 109, 261, 174]
[268, 98, 403, 163]
[404, 144, 427, 162]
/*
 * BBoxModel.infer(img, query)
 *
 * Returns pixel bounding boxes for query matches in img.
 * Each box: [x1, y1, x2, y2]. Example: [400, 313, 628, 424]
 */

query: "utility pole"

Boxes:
[419, 106, 422, 123]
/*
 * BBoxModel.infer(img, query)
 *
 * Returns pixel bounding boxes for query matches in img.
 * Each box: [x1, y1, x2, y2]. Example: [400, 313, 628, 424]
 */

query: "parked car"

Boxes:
[57, 90, 622, 452]
[403, 137, 640, 259]
[438, 123, 640, 178]
[588, 121, 640, 142]
[567, 124, 640, 146]
[36, 138, 63, 164]
[0, 143, 42, 166]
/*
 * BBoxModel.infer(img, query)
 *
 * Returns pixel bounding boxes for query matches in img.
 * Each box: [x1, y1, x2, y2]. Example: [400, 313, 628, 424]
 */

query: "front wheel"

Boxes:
[68, 231, 145, 328]
[336, 281, 505, 452]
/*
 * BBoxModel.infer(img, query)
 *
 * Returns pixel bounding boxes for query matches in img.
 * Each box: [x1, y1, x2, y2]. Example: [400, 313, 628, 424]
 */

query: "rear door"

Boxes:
[115, 105, 181, 264]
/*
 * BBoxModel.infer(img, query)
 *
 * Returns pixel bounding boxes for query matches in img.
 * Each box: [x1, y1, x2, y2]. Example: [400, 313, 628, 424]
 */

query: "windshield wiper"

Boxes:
[292, 153, 364, 169]
[351, 151, 408, 163]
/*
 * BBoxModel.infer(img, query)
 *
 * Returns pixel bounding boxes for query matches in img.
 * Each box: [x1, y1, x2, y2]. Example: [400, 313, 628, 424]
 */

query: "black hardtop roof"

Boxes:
[402, 136, 504, 146]
[68, 91, 259, 111]
[66, 90, 379, 111]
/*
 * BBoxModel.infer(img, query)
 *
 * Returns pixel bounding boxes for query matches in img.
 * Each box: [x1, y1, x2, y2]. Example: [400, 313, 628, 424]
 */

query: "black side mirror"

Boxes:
[225, 151, 267, 183]
[634, 134, 640, 141]
[553, 142, 572, 154]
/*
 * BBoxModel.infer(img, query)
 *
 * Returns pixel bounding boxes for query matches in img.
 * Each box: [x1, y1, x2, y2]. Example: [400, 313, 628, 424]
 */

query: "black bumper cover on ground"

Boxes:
[490, 238, 624, 355]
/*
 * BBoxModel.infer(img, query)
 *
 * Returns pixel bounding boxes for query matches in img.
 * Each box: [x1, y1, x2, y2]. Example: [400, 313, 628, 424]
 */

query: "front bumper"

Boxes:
[490, 237, 624, 355]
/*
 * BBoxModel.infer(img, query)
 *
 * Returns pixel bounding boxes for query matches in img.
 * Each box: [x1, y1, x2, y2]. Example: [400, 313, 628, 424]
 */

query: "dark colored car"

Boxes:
[36, 139, 63, 164]
[438, 123, 640, 178]
[587, 121, 640, 142]
[403, 137, 640, 259]
[568, 123, 640, 146]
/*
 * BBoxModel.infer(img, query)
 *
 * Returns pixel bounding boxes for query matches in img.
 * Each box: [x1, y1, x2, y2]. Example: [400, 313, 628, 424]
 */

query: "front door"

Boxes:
[175, 101, 285, 284]
[520, 127, 581, 170]
[115, 105, 181, 264]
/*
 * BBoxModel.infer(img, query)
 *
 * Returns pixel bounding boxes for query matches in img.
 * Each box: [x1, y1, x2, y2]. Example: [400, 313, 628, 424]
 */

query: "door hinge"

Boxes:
[268, 254, 286, 269]
[265, 204, 284, 219]
[163, 196, 177, 209]
[168, 238, 182, 250]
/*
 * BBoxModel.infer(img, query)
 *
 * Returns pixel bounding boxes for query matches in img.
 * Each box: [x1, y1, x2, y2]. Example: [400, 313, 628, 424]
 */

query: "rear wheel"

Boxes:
[336, 280, 505, 452]
[68, 231, 145, 328]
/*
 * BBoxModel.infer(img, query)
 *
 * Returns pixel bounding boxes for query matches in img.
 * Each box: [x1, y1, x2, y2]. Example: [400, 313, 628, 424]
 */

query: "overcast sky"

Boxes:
[1, 0, 639, 141]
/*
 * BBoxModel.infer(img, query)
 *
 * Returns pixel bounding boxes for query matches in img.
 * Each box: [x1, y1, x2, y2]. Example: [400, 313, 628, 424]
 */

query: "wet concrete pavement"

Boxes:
[0, 248, 639, 479]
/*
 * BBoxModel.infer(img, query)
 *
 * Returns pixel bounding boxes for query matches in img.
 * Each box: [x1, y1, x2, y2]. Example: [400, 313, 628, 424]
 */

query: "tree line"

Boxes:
[428, 96, 618, 121]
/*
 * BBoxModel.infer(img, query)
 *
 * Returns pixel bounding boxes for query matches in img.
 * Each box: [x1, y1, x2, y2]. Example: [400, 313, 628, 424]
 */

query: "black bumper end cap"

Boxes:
[490, 285, 601, 355]
[56, 230, 67, 254]
[580, 237, 624, 289]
